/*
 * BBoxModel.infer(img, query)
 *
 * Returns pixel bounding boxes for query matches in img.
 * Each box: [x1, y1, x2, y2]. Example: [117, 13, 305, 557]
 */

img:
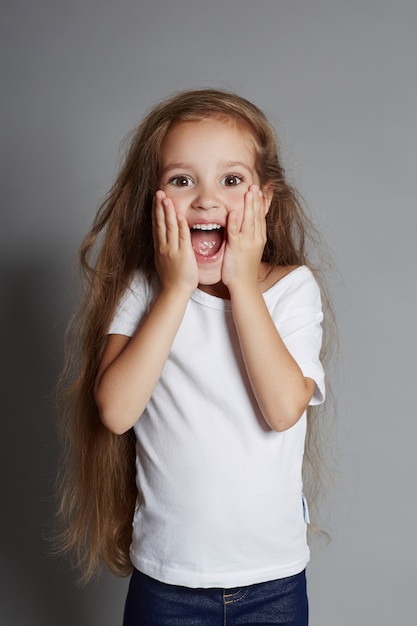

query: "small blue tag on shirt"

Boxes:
[302, 494, 310, 524]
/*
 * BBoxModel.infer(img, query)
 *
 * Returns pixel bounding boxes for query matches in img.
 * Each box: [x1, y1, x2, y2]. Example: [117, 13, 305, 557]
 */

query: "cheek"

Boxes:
[225, 189, 246, 214]
[164, 191, 188, 214]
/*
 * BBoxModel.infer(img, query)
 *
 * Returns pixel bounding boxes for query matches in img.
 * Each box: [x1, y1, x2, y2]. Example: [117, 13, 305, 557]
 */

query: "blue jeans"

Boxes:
[123, 568, 308, 625]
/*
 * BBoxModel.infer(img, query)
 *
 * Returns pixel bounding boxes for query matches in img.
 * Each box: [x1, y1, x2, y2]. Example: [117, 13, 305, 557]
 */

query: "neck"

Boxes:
[197, 281, 230, 299]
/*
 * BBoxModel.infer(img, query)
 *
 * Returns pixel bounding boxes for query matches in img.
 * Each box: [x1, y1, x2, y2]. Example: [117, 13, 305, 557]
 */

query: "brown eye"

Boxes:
[221, 175, 243, 187]
[171, 176, 192, 187]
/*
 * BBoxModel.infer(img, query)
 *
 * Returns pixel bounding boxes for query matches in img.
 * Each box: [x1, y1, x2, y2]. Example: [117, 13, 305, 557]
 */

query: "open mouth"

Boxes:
[190, 223, 225, 259]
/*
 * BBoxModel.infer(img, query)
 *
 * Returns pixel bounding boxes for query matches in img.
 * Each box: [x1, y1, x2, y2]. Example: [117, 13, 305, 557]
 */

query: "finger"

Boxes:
[152, 190, 168, 247]
[177, 213, 192, 246]
[254, 188, 266, 237]
[162, 196, 180, 248]
[241, 187, 256, 235]
[247, 185, 267, 239]
[226, 210, 240, 240]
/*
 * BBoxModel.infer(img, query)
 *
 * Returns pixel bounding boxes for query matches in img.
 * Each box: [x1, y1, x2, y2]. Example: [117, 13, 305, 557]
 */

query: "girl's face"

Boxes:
[158, 117, 264, 287]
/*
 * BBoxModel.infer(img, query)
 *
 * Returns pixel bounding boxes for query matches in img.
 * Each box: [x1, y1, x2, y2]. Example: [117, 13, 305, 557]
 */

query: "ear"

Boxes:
[261, 182, 274, 215]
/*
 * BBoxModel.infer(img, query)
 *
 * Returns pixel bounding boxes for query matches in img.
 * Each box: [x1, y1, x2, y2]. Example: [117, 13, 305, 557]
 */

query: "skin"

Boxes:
[95, 118, 314, 434]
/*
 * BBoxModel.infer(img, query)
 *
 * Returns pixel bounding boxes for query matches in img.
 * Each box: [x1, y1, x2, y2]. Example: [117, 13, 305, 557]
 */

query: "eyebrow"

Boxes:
[161, 161, 253, 175]
[160, 162, 190, 174]
[221, 161, 253, 172]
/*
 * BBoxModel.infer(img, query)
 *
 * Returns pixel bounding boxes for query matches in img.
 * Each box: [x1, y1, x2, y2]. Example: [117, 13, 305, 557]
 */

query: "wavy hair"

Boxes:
[55, 88, 335, 583]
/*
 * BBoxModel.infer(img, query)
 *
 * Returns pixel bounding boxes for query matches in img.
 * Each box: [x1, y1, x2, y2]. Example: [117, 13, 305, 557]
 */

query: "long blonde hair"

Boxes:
[56, 88, 335, 583]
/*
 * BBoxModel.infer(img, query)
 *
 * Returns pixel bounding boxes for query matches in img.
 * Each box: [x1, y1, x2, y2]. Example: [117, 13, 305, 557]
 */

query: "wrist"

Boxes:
[160, 281, 195, 302]
[227, 278, 261, 301]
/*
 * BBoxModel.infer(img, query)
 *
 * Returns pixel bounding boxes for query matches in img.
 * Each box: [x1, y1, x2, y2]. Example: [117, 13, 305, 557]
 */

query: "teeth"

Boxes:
[191, 223, 222, 231]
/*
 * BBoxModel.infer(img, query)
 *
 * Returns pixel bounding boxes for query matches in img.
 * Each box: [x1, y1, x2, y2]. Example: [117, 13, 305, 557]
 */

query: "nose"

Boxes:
[191, 181, 220, 210]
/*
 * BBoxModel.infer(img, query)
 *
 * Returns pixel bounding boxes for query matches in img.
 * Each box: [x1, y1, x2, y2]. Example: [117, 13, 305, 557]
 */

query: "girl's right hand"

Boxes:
[152, 190, 199, 295]
[97, 192, 198, 434]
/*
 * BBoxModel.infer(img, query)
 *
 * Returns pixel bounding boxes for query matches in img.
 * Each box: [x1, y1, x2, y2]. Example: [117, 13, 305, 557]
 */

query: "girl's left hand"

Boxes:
[221, 185, 267, 290]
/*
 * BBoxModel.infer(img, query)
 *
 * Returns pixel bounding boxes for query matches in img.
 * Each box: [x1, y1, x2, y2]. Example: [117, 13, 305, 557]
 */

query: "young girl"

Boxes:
[57, 89, 329, 625]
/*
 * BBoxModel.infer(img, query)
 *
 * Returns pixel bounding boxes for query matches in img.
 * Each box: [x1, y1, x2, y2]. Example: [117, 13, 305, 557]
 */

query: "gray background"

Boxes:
[2, 1, 416, 625]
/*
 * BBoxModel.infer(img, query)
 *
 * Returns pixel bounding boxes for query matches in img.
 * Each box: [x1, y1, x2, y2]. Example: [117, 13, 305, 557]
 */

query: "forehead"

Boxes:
[160, 117, 257, 164]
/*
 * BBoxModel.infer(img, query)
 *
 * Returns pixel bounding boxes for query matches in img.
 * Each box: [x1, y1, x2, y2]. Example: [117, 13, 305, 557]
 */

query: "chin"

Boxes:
[197, 267, 223, 287]
[196, 264, 231, 298]
[194, 248, 223, 285]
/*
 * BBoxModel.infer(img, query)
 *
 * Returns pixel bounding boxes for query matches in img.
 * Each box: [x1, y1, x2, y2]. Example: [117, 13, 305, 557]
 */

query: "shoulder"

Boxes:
[120, 271, 159, 305]
[259, 264, 299, 291]
[262, 265, 322, 311]
[261, 264, 319, 292]
[108, 271, 159, 335]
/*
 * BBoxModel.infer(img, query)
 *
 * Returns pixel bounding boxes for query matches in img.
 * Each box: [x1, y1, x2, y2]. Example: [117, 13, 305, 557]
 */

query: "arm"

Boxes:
[223, 186, 316, 431]
[229, 283, 315, 431]
[95, 288, 190, 434]
[95, 192, 198, 434]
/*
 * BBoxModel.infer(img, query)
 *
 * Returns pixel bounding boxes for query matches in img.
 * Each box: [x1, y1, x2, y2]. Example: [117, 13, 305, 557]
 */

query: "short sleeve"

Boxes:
[266, 268, 325, 406]
[108, 272, 153, 337]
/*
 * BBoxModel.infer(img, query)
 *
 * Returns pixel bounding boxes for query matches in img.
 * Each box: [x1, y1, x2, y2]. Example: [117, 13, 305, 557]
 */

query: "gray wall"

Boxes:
[2, 1, 416, 624]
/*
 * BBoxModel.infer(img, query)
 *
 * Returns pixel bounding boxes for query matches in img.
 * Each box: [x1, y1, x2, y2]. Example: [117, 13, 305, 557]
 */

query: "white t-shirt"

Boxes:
[108, 266, 325, 588]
